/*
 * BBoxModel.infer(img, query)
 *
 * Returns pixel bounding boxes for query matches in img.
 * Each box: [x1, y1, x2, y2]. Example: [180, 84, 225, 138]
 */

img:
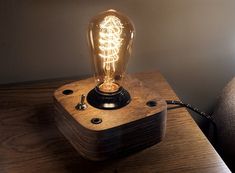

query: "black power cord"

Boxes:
[166, 100, 212, 119]
[166, 100, 217, 142]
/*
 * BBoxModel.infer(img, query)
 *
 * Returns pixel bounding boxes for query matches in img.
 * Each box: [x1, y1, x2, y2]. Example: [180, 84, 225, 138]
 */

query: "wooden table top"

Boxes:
[0, 71, 230, 173]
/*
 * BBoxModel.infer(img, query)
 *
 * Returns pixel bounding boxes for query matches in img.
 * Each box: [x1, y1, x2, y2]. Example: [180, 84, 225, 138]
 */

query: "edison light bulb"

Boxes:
[87, 9, 135, 109]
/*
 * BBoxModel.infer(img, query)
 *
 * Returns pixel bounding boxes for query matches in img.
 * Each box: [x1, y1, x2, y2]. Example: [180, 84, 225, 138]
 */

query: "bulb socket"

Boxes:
[87, 86, 131, 110]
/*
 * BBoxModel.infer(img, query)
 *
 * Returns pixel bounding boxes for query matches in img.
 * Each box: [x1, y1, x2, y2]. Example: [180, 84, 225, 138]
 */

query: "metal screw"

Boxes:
[146, 100, 157, 107]
[62, 89, 73, 95]
[91, 118, 102, 124]
[75, 94, 88, 110]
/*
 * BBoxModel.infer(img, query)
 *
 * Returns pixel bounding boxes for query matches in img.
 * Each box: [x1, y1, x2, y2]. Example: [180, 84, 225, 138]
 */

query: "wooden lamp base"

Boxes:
[53, 75, 167, 161]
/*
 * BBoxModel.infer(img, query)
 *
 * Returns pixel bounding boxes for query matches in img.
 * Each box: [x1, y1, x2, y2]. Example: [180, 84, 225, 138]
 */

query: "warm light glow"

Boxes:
[98, 15, 123, 64]
[88, 10, 134, 93]
[98, 15, 123, 92]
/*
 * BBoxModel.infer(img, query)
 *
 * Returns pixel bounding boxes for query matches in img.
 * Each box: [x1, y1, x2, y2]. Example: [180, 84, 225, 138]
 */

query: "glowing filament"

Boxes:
[98, 15, 123, 92]
[99, 15, 123, 66]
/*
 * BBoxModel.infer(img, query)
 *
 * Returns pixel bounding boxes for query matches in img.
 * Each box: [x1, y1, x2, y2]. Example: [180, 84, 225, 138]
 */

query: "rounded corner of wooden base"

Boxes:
[53, 76, 167, 161]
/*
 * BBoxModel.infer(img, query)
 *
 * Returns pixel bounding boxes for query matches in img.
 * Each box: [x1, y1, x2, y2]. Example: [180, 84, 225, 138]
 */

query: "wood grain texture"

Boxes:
[53, 76, 167, 160]
[0, 71, 231, 173]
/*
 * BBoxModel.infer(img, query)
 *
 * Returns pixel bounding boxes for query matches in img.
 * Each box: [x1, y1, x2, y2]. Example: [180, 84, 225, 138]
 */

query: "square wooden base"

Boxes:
[53, 75, 167, 161]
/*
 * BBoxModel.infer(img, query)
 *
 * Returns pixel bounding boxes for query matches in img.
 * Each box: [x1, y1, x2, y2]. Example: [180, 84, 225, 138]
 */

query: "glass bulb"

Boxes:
[88, 9, 135, 93]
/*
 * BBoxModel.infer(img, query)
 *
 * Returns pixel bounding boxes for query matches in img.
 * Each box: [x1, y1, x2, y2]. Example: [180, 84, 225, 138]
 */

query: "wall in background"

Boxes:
[1, 0, 235, 125]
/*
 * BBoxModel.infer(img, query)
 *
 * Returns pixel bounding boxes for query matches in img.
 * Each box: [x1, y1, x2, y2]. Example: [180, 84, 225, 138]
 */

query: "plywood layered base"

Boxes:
[53, 75, 167, 161]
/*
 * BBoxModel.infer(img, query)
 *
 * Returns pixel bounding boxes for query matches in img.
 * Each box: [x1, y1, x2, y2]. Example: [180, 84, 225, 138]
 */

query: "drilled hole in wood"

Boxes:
[147, 100, 157, 107]
[91, 118, 102, 124]
[62, 89, 73, 95]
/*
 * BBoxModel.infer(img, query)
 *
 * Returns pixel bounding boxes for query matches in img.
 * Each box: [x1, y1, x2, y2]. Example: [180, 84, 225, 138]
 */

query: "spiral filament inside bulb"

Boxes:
[88, 9, 134, 96]
[98, 15, 123, 93]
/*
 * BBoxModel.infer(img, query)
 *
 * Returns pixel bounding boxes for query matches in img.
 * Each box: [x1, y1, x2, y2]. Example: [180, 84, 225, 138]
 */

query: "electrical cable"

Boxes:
[166, 100, 217, 142]
[166, 100, 211, 119]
